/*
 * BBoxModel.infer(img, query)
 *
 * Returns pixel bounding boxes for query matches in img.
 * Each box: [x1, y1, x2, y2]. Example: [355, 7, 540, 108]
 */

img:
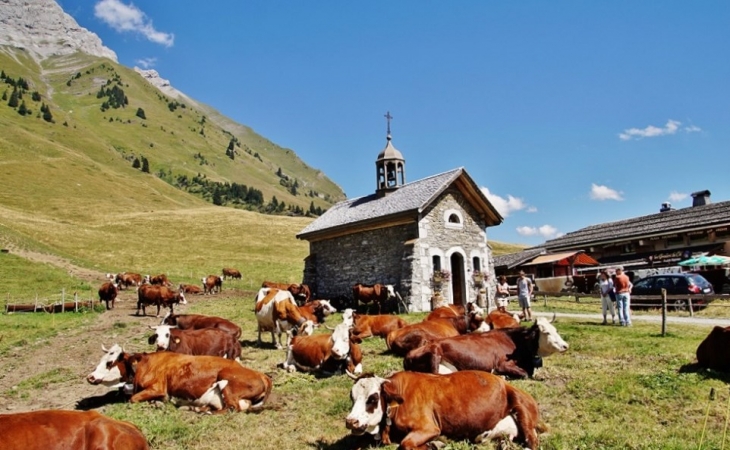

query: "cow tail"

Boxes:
[251, 374, 273, 411]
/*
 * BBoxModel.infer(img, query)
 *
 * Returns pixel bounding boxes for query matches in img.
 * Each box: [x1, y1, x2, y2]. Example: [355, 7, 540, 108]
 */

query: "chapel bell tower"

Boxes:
[376, 111, 406, 196]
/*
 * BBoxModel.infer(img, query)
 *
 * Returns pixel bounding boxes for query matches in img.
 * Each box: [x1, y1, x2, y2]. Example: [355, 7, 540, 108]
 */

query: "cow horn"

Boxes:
[101, 344, 109, 353]
[345, 369, 358, 381]
[324, 324, 336, 331]
[551, 313, 557, 323]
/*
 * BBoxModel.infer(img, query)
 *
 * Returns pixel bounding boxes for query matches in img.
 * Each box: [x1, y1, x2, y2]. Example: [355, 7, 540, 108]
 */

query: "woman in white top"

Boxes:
[496, 275, 510, 312]
[598, 271, 616, 325]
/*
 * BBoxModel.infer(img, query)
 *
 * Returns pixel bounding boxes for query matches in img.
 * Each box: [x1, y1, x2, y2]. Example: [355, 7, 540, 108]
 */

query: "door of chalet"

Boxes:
[450, 253, 465, 306]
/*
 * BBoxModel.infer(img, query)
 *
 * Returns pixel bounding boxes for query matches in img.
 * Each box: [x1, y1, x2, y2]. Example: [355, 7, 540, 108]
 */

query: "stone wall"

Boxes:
[303, 223, 418, 300]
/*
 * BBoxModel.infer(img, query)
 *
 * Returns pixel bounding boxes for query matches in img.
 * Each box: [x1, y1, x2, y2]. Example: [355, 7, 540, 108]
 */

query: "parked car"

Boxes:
[630, 273, 715, 310]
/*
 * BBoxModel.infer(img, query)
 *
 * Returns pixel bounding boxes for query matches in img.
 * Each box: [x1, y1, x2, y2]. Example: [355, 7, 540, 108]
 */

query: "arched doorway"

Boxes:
[450, 253, 465, 306]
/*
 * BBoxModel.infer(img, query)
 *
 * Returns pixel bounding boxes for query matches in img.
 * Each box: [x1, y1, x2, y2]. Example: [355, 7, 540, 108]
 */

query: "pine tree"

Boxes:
[309, 201, 316, 215]
[31, 91, 41, 102]
[141, 156, 150, 173]
[42, 105, 53, 123]
[0, 70, 5, 80]
[136, 108, 146, 119]
[18, 101, 27, 116]
[8, 87, 19, 108]
[132, 157, 141, 169]
[1, 90, 7, 101]
[227, 139, 235, 152]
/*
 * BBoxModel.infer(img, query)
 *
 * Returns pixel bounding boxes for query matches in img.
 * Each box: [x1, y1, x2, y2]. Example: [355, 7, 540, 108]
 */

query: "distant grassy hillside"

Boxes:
[0, 47, 344, 222]
[491, 240, 528, 256]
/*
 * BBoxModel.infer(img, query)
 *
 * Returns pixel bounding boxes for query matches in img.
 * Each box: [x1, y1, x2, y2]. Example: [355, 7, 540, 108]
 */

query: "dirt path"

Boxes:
[0, 289, 238, 413]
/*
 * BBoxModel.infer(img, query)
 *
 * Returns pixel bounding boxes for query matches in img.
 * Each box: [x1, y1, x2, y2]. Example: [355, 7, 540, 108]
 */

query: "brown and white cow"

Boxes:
[386, 312, 488, 357]
[281, 322, 363, 375]
[147, 325, 241, 360]
[485, 310, 521, 330]
[261, 281, 311, 303]
[202, 275, 223, 295]
[345, 370, 542, 449]
[352, 283, 399, 314]
[136, 284, 187, 317]
[426, 302, 484, 321]
[403, 317, 569, 378]
[87, 345, 271, 413]
[222, 267, 242, 280]
[145, 273, 172, 287]
[351, 313, 407, 339]
[115, 272, 143, 290]
[98, 281, 119, 310]
[298, 299, 337, 324]
[161, 312, 242, 340]
[0, 410, 149, 450]
[179, 283, 203, 295]
[255, 287, 314, 349]
[696, 326, 730, 372]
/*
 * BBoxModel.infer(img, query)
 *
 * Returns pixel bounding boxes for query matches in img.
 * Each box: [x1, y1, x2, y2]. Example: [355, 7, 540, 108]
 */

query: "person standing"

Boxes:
[598, 271, 616, 325]
[614, 267, 632, 326]
[496, 275, 510, 312]
[516, 271, 533, 321]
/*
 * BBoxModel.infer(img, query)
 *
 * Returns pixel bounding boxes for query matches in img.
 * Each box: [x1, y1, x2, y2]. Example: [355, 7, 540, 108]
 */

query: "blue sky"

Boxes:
[59, 0, 730, 245]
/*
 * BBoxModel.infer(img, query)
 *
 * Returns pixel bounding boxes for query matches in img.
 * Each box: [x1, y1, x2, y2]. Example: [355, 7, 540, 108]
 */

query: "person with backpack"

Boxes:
[598, 271, 616, 325]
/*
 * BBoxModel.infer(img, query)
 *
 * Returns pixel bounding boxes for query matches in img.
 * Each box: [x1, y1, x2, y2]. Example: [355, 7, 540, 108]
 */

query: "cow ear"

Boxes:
[147, 334, 157, 345]
[174, 338, 181, 344]
[382, 382, 404, 404]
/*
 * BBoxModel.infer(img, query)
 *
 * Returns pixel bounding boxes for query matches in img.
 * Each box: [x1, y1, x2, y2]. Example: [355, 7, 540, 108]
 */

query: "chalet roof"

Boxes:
[493, 247, 545, 269]
[297, 167, 502, 240]
[543, 200, 730, 250]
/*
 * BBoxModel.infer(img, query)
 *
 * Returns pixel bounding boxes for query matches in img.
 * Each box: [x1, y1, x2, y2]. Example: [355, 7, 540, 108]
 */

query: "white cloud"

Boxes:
[135, 57, 157, 69]
[94, 0, 174, 47]
[516, 224, 563, 239]
[668, 191, 688, 202]
[480, 187, 526, 217]
[619, 119, 703, 141]
[590, 183, 624, 201]
[526, 206, 538, 213]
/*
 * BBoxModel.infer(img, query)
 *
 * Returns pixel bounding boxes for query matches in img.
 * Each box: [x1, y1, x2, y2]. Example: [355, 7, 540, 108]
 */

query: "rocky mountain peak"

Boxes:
[0, 0, 117, 62]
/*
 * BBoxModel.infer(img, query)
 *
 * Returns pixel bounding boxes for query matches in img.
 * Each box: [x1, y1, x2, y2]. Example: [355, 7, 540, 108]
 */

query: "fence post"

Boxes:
[688, 297, 694, 317]
[661, 288, 667, 336]
[544, 294, 547, 307]
[74, 292, 78, 313]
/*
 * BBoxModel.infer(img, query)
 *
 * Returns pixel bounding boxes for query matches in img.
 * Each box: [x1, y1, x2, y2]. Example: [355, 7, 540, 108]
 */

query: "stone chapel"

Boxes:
[296, 121, 503, 311]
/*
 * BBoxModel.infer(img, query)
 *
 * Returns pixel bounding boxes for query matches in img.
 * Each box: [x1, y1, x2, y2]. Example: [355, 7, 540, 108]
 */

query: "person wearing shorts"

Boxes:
[516, 270, 533, 321]
[496, 275, 510, 312]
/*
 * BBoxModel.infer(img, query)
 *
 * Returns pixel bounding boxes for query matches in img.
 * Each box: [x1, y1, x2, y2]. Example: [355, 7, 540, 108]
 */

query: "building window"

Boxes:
[666, 235, 685, 248]
[432, 255, 442, 271]
[472, 257, 481, 272]
[443, 209, 464, 230]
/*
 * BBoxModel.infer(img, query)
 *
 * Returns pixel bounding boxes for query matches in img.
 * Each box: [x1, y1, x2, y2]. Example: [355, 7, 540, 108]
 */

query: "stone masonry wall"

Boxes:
[304, 222, 418, 301]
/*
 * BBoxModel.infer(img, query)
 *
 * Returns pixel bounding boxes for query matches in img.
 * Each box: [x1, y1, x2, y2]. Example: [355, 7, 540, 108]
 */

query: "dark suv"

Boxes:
[630, 273, 714, 310]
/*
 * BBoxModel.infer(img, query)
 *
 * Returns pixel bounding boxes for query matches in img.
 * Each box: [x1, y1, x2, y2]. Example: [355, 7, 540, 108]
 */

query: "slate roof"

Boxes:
[298, 167, 501, 239]
[543, 200, 730, 250]
[493, 247, 545, 269]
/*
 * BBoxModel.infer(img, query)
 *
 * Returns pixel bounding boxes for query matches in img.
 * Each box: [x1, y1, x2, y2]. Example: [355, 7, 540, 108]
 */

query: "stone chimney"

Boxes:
[691, 190, 711, 207]
[659, 202, 673, 212]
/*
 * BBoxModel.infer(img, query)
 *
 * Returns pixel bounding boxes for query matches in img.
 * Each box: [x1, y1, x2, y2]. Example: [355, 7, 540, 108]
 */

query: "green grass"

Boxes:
[0, 308, 100, 357]
[0, 251, 92, 299]
[57, 295, 725, 450]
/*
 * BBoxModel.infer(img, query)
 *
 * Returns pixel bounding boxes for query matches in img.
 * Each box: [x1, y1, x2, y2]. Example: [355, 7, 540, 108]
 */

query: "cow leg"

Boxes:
[400, 427, 441, 450]
[155, 303, 162, 318]
[272, 330, 281, 350]
[130, 388, 166, 404]
[257, 325, 262, 347]
[496, 360, 529, 379]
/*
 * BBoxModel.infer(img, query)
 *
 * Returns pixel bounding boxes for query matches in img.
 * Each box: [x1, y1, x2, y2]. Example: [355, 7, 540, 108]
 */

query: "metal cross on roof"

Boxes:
[384, 111, 393, 135]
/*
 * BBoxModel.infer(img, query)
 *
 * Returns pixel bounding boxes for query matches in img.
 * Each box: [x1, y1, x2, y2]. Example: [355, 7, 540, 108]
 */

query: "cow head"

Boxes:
[384, 284, 396, 299]
[177, 291, 188, 305]
[330, 323, 352, 360]
[317, 300, 337, 316]
[346, 374, 388, 436]
[143, 274, 151, 284]
[148, 325, 177, 351]
[342, 309, 355, 328]
[87, 344, 124, 386]
[535, 317, 569, 357]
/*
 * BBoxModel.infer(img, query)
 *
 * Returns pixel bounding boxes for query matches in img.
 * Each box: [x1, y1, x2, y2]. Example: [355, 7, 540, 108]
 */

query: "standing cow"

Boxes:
[136, 284, 187, 317]
[145, 274, 171, 287]
[222, 268, 242, 280]
[261, 281, 311, 304]
[98, 281, 119, 310]
[114, 272, 143, 290]
[203, 275, 223, 294]
[255, 287, 314, 349]
[352, 283, 400, 314]
[346, 370, 543, 449]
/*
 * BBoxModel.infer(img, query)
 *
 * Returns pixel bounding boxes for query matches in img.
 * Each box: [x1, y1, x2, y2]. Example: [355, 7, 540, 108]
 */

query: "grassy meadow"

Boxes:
[2, 292, 728, 449]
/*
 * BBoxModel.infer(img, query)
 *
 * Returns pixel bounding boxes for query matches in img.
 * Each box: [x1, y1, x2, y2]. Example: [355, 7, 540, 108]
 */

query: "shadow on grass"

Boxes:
[678, 363, 730, 382]
[75, 390, 128, 410]
[240, 339, 278, 349]
[308, 434, 376, 450]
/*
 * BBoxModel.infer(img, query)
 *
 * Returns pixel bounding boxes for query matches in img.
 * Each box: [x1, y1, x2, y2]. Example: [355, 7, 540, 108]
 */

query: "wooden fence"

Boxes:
[4, 289, 98, 314]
